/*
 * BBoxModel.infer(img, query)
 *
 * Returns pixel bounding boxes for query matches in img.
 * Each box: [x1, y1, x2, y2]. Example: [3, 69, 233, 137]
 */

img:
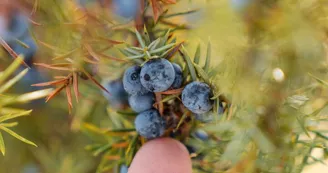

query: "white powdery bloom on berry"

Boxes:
[135, 109, 166, 139]
[102, 79, 129, 109]
[123, 65, 149, 95]
[182, 81, 213, 114]
[128, 92, 155, 113]
[140, 58, 176, 92]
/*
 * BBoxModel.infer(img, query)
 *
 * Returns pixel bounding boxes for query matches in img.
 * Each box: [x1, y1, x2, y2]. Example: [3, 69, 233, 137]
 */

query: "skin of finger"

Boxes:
[128, 138, 192, 173]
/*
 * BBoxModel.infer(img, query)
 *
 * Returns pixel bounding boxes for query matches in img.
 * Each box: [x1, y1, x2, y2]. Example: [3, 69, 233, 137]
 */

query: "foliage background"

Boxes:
[0, 0, 328, 173]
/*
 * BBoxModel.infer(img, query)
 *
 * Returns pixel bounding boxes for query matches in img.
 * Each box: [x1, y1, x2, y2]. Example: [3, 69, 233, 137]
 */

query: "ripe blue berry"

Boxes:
[135, 109, 166, 139]
[102, 79, 129, 109]
[10, 36, 37, 66]
[129, 92, 155, 113]
[123, 65, 148, 95]
[194, 129, 209, 141]
[182, 81, 213, 114]
[1, 13, 29, 42]
[113, 0, 139, 19]
[120, 165, 128, 173]
[140, 58, 175, 92]
[171, 63, 183, 89]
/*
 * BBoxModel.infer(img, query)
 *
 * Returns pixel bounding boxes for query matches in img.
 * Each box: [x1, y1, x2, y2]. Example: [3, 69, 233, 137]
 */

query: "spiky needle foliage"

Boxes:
[1, 0, 328, 173]
[0, 57, 52, 156]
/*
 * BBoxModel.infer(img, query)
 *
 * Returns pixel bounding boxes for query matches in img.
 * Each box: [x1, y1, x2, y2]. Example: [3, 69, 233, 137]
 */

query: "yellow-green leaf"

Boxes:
[159, 29, 171, 46]
[0, 110, 32, 123]
[0, 107, 26, 115]
[0, 132, 5, 155]
[14, 88, 53, 103]
[0, 55, 25, 85]
[163, 9, 199, 18]
[126, 135, 138, 165]
[204, 41, 211, 72]
[82, 123, 105, 134]
[0, 126, 37, 147]
[194, 44, 201, 64]
[0, 68, 28, 94]
[143, 25, 151, 45]
[193, 63, 210, 84]
[149, 43, 176, 54]
[14, 38, 30, 48]
[174, 111, 188, 131]
[149, 38, 161, 51]
[0, 122, 19, 127]
[93, 143, 112, 157]
[135, 29, 145, 48]
[211, 91, 222, 100]
[181, 45, 197, 81]
[308, 73, 328, 86]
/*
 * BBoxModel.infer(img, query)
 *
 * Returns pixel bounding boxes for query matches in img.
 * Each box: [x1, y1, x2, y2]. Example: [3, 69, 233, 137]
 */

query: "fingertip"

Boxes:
[128, 137, 192, 173]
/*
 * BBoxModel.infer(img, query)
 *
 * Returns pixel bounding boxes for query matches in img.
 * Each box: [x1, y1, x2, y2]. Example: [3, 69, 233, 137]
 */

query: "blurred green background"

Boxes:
[0, 0, 328, 173]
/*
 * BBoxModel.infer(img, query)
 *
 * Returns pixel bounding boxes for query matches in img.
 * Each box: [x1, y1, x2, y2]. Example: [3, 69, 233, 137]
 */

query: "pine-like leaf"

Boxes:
[0, 69, 28, 94]
[0, 56, 25, 85]
[204, 41, 211, 72]
[180, 46, 197, 81]
[0, 126, 37, 147]
[194, 44, 201, 64]
[0, 110, 32, 123]
[135, 29, 146, 48]
[0, 132, 5, 155]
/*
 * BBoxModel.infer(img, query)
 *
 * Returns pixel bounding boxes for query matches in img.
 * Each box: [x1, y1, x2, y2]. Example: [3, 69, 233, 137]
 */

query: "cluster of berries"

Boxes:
[125, 58, 184, 139]
[103, 56, 216, 141]
[104, 58, 181, 139]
